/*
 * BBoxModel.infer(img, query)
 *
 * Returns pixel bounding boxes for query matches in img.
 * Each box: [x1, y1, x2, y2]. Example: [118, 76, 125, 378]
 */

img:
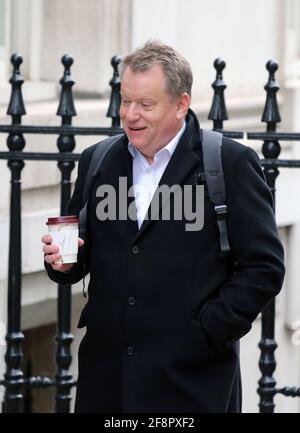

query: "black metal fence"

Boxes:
[0, 53, 299, 413]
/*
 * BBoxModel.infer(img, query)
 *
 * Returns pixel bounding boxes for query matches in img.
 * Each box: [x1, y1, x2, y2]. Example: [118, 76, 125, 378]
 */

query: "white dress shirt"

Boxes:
[128, 122, 186, 228]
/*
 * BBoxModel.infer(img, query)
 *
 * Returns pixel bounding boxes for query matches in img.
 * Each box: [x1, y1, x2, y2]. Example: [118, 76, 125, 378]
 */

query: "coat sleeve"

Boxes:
[195, 144, 285, 351]
[44, 145, 95, 286]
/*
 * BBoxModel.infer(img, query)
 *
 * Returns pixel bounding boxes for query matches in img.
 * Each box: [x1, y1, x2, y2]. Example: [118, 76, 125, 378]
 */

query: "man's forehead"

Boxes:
[122, 64, 166, 81]
[123, 63, 163, 75]
[121, 65, 167, 93]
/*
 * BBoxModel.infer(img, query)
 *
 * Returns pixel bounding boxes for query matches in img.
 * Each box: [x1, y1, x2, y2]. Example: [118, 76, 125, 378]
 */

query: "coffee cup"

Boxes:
[46, 215, 79, 264]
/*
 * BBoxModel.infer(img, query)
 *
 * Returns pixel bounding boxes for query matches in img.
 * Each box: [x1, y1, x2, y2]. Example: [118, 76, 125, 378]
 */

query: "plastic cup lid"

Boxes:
[46, 215, 79, 225]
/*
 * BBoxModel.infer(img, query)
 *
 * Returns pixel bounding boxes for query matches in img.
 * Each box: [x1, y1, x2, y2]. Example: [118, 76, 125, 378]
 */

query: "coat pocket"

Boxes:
[77, 304, 88, 328]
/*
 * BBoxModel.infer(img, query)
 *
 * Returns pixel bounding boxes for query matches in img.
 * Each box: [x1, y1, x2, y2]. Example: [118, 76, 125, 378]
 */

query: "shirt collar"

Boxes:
[127, 121, 186, 160]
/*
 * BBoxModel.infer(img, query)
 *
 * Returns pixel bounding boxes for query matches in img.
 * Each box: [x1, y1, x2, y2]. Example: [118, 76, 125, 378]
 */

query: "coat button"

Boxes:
[127, 346, 134, 356]
[131, 245, 139, 254]
[128, 296, 136, 306]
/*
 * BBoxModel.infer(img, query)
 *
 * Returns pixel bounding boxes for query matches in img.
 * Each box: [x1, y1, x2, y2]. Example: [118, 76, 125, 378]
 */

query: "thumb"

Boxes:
[78, 238, 85, 247]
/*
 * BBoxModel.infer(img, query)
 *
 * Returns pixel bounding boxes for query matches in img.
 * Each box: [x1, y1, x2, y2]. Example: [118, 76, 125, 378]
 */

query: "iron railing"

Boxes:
[0, 53, 299, 413]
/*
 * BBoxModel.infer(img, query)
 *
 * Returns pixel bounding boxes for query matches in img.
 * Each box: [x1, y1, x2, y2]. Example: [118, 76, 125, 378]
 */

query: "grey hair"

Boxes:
[120, 40, 193, 100]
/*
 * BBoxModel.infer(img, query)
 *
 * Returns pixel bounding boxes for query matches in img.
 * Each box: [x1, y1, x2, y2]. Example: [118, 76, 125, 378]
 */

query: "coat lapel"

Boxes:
[100, 135, 139, 236]
[118, 137, 140, 236]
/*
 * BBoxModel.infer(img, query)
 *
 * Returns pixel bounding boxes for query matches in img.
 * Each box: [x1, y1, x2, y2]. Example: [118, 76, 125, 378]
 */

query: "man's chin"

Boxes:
[130, 140, 144, 150]
[127, 136, 145, 148]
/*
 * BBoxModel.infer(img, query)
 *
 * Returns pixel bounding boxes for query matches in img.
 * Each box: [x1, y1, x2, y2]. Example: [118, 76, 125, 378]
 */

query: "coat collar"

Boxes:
[130, 108, 203, 242]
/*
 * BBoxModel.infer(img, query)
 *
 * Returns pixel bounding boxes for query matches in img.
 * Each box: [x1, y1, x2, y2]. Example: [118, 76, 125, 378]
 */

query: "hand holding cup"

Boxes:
[42, 215, 84, 272]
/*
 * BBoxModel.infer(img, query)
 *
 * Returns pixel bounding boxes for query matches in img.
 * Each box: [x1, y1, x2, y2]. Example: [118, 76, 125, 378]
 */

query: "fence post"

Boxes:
[4, 53, 26, 413]
[257, 59, 281, 413]
[55, 54, 76, 413]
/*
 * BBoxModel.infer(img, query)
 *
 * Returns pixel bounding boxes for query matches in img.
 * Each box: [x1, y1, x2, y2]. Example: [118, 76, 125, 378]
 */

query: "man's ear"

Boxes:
[176, 93, 191, 120]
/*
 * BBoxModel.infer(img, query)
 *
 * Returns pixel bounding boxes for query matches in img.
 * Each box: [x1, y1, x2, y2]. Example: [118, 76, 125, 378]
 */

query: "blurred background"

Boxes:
[0, 0, 300, 413]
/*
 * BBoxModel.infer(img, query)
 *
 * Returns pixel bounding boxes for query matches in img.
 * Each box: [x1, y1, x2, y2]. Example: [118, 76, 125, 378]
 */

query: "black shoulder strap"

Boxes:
[79, 134, 122, 240]
[82, 134, 123, 204]
[202, 129, 231, 257]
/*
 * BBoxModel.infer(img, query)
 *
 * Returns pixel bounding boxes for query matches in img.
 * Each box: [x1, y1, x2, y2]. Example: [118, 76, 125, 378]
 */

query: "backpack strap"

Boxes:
[202, 129, 231, 257]
[79, 134, 123, 241]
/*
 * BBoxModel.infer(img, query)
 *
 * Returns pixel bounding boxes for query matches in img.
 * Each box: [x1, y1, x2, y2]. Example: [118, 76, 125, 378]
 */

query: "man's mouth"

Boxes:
[128, 127, 147, 131]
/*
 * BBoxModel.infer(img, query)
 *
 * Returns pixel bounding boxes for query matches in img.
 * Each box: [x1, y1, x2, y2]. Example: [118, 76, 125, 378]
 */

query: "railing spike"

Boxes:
[208, 57, 228, 131]
[107, 55, 122, 128]
[262, 59, 281, 127]
[56, 53, 76, 122]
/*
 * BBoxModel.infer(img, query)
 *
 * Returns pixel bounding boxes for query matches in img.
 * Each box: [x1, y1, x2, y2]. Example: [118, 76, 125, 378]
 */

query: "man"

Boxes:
[42, 41, 285, 413]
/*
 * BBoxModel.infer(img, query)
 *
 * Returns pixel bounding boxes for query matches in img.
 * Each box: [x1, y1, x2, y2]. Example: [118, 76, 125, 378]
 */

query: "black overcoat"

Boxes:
[46, 110, 285, 412]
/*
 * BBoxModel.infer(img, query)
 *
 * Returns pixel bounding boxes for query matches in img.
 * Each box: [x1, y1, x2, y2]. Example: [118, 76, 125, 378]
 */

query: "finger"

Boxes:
[78, 238, 85, 247]
[52, 262, 64, 271]
[43, 244, 60, 255]
[44, 253, 62, 264]
[42, 234, 52, 244]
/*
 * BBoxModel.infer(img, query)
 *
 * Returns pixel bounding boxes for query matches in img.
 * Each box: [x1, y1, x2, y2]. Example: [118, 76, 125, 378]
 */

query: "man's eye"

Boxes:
[142, 103, 152, 109]
[121, 99, 130, 105]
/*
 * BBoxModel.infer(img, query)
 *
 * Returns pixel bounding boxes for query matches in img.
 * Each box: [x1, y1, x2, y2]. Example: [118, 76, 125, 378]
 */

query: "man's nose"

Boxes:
[125, 103, 141, 121]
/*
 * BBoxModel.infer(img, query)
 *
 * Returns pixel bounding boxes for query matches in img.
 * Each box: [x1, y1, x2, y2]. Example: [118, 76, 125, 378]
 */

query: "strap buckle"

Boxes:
[214, 204, 227, 217]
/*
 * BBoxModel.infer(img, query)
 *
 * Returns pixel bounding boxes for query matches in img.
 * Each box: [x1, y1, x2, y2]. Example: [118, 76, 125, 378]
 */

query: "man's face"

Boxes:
[120, 65, 189, 159]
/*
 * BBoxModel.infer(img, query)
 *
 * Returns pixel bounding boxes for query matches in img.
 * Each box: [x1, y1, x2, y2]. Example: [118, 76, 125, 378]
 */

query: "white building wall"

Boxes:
[40, 0, 132, 96]
[132, 0, 282, 101]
